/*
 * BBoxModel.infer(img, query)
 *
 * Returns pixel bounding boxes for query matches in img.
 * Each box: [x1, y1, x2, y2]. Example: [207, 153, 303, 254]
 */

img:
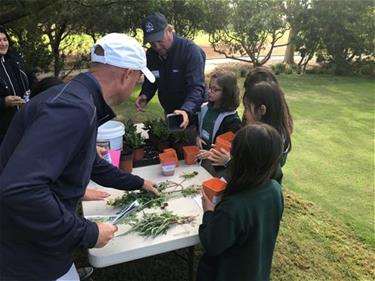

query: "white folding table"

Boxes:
[82, 162, 212, 274]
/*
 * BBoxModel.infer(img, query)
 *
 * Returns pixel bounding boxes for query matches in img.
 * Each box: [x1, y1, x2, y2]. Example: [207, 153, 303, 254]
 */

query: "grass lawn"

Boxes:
[277, 74, 374, 246]
[101, 73, 374, 280]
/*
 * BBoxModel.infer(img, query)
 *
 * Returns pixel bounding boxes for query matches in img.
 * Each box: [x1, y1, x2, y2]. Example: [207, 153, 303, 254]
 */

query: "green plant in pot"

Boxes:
[143, 118, 171, 152]
[170, 131, 188, 159]
[124, 119, 145, 161]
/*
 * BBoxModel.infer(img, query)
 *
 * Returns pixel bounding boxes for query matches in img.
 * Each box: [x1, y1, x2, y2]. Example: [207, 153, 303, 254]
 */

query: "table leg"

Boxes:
[188, 246, 195, 281]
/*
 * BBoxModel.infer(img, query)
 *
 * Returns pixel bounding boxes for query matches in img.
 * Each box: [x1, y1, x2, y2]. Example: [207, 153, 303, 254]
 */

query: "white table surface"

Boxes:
[82, 162, 212, 268]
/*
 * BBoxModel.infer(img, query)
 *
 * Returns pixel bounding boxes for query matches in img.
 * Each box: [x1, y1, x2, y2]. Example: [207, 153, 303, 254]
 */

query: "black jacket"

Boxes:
[0, 73, 144, 280]
[0, 51, 35, 142]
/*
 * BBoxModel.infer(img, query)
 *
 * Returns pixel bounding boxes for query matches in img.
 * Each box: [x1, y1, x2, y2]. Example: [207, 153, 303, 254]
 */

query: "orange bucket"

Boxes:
[202, 177, 227, 204]
[182, 145, 200, 165]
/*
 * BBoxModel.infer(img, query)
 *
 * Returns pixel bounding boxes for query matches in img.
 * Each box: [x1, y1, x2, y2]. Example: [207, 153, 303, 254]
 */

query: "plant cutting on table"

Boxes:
[107, 171, 200, 211]
[97, 171, 201, 237]
[126, 211, 195, 238]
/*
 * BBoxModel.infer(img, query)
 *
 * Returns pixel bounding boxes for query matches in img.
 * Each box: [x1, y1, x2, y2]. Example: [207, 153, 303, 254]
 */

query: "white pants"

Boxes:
[56, 263, 80, 281]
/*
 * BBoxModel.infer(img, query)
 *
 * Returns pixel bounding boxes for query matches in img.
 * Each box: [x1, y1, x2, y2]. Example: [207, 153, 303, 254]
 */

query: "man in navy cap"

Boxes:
[135, 12, 206, 130]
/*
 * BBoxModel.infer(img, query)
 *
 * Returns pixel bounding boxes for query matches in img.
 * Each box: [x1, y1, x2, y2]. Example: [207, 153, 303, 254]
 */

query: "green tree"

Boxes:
[295, 0, 375, 74]
[314, 0, 375, 74]
[5, 0, 151, 77]
[79, 0, 150, 42]
[8, 21, 52, 73]
[0, 0, 52, 25]
[150, 0, 206, 39]
[282, 0, 311, 65]
[204, 0, 288, 66]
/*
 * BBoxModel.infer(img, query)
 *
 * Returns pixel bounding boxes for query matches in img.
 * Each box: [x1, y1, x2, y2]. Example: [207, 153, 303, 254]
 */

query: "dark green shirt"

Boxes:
[273, 151, 288, 184]
[197, 180, 284, 281]
[201, 107, 220, 145]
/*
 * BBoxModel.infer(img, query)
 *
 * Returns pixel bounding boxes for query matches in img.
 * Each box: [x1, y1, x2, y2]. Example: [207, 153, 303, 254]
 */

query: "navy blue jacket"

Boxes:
[140, 35, 206, 114]
[0, 73, 144, 280]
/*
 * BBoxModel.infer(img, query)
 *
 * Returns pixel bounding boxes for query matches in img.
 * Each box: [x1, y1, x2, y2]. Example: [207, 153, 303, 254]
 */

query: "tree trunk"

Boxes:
[283, 26, 296, 65]
[50, 23, 67, 78]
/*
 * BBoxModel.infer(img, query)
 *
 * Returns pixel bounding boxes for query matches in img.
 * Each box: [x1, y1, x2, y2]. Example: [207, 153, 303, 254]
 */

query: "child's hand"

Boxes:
[201, 189, 215, 212]
[196, 136, 206, 149]
[196, 149, 211, 160]
[208, 146, 230, 166]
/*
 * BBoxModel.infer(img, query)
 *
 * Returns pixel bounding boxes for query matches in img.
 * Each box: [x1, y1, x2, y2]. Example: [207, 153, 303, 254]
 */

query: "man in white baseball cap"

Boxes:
[90, 33, 155, 105]
[91, 33, 155, 84]
[0, 33, 158, 281]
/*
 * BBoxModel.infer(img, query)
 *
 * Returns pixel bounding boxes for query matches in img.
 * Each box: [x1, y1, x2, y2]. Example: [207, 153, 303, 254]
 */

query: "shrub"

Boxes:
[272, 63, 286, 75]
[285, 64, 293, 75]
[353, 59, 375, 77]
[211, 62, 252, 78]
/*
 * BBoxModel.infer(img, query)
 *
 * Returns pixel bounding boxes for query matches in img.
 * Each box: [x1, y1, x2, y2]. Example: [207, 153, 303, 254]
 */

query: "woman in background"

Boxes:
[0, 25, 36, 145]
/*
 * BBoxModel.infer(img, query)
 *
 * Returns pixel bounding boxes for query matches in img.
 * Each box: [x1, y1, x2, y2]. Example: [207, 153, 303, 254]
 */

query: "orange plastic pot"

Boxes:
[202, 177, 227, 204]
[119, 149, 134, 173]
[159, 151, 178, 176]
[214, 131, 235, 153]
[182, 145, 199, 165]
[159, 150, 178, 166]
[163, 148, 179, 167]
[133, 147, 145, 161]
[161, 161, 177, 176]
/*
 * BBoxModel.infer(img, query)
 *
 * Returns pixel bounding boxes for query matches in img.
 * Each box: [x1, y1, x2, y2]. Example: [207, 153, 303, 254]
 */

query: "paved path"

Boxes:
[205, 55, 300, 73]
[37, 55, 300, 79]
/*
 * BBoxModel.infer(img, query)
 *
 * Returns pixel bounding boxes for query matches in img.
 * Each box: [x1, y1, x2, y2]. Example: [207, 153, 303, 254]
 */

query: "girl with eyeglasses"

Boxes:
[208, 67, 293, 184]
[196, 70, 242, 176]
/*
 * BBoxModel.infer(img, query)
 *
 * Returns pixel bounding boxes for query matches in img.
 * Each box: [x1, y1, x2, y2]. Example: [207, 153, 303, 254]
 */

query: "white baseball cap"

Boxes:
[91, 33, 155, 83]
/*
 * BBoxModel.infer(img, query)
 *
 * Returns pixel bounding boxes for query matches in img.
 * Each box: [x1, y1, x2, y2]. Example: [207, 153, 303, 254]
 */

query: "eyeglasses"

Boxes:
[208, 86, 222, 93]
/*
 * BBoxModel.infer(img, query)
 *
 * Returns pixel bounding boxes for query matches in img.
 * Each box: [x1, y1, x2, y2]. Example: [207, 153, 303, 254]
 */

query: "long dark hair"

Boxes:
[0, 25, 13, 49]
[243, 67, 293, 140]
[209, 70, 240, 112]
[224, 123, 283, 196]
[243, 81, 292, 152]
[244, 66, 278, 88]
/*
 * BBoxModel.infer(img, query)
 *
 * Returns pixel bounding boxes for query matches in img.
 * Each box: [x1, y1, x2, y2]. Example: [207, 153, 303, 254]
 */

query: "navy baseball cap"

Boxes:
[141, 12, 168, 44]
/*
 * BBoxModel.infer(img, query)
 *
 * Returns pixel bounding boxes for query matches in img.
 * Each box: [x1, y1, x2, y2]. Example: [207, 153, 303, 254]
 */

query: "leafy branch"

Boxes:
[107, 182, 169, 210]
[107, 171, 200, 211]
[127, 211, 194, 238]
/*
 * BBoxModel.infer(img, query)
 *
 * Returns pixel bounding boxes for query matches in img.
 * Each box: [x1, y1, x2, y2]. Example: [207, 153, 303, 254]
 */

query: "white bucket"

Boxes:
[97, 120, 125, 151]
